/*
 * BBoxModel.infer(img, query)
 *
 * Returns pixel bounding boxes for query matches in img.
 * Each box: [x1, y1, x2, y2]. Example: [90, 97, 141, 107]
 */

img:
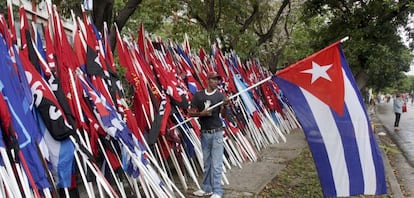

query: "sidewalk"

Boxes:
[374, 102, 414, 197]
[184, 128, 307, 198]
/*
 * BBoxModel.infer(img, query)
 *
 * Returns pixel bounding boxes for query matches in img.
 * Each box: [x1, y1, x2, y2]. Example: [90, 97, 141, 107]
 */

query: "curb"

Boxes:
[371, 111, 404, 197]
[373, 124, 404, 197]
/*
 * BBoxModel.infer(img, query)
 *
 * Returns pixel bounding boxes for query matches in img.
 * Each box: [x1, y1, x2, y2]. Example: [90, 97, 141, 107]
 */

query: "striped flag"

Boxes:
[233, 72, 262, 128]
[273, 42, 386, 197]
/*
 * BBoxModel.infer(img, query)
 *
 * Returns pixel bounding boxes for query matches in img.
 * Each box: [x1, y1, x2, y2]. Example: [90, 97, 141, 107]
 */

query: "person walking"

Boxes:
[189, 71, 229, 198]
[393, 93, 403, 131]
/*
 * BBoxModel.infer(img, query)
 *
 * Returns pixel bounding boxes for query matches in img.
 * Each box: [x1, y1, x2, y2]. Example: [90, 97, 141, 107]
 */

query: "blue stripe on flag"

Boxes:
[274, 77, 336, 195]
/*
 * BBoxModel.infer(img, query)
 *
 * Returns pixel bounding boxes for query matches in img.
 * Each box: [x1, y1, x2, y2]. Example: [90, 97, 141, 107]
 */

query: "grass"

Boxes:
[258, 146, 393, 198]
[258, 148, 322, 198]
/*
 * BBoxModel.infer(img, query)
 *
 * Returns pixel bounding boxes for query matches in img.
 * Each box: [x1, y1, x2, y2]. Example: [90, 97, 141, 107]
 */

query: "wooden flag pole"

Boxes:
[169, 76, 273, 130]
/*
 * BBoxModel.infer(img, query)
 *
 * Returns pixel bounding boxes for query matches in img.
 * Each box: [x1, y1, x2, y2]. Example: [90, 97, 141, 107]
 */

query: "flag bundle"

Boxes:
[0, 1, 301, 197]
[274, 41, 386, 197]
[114, 24, 301, 190]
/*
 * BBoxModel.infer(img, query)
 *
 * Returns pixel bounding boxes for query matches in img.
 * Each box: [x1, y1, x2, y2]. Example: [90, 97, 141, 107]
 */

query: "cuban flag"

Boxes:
[273, 42, 386, 197]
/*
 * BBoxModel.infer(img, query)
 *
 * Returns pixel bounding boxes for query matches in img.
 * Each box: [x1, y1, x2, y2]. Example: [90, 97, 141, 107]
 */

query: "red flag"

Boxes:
[73, 29, 86, 66]
[6, 0, 17, 43]
[137, 23, 147, 61]
[18, 6, 30, 57]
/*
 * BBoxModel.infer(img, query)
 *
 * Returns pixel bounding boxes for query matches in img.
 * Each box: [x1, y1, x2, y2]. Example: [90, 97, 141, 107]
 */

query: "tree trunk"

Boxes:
[93, 0, 114, 34]
[257, 0, 290, 46]
[109, 0, 143, 51]
[92, 0, 142, 51]
[355, 71, 369, 91]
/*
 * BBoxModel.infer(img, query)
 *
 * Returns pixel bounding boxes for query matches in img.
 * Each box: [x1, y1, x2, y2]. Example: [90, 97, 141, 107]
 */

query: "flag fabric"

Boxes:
[19, 46, 76, 188]
[0, 127, 4, 166]
[0, 34, 51, 190]
[0, 92, 11, 167]
[78, 74, 134, 149]
[148, 97, 171, 145]
[273, 41, 386, 197]
[20, 51, 75, 140]
[83, 0, 93, 11]
[33, 108, 75, 188]
[233, 72, 262, 128]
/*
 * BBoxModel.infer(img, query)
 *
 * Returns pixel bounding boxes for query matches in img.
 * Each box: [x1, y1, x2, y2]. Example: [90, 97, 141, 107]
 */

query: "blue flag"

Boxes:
[0, 34, 50, 189]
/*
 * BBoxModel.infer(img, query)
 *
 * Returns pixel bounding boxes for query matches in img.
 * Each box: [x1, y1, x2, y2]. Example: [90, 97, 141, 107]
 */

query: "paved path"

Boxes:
[183, 129, 307, 198]
[374, 101, 414, 197]
[376, 101, 414, 166]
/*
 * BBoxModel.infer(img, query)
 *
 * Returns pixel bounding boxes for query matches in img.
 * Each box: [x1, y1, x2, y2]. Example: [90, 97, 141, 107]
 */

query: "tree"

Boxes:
[300, 0, 414, 90]
[57, 0, 143, 50]
[159, 0, 301, 69]
[55, 0, 303, 70]
[26, 0, 413, 92]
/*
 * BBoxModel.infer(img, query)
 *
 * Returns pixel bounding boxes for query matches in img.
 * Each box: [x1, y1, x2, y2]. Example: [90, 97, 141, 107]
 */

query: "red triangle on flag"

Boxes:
[277, 43, 345, 116]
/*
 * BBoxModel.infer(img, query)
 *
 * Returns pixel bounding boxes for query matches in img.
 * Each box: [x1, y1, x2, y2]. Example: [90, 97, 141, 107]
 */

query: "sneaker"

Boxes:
[210, 194, 222, 198]
[193, 189, 213, 197]
[394, 127, 400, 131]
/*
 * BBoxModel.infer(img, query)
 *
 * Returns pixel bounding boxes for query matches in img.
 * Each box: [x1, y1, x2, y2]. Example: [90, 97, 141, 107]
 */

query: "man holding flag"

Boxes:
[273, 40, 386, 197]
[189, 71, 229, 198]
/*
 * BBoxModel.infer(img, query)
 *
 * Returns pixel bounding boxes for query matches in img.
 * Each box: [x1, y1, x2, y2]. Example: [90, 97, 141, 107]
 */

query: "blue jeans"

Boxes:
[201, 131, 224, 196]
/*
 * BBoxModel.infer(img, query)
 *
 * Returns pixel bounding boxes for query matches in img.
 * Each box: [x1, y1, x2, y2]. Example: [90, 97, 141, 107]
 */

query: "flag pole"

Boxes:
[340, 36, 349, 43]
[169, 76, 273, 130]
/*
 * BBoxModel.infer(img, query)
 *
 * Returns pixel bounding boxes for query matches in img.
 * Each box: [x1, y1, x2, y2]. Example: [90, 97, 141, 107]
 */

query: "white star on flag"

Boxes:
[301, 61, 333, 84]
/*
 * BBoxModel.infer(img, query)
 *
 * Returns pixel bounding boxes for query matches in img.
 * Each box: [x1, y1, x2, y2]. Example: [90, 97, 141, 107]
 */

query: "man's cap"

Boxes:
[207, 71, 221, 80]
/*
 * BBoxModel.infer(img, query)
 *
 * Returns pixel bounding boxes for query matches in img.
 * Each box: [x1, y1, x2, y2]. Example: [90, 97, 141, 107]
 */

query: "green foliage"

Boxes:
[277, 16, 326, 71]
[393, 75, 414, 93]
[0, 1, 6, 15]
[300, 0, 414, 90]
[33, 0, 414, 92]
[115, 0, 297, 70]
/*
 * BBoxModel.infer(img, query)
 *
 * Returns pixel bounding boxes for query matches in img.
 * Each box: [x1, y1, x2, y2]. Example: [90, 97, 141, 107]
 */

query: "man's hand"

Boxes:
[199, 109, 212, 117]
[222, 97, 230, 106]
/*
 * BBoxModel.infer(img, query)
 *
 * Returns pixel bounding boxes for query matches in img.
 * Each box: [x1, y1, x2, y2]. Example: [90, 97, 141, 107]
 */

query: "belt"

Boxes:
[201, 128, 222, 134]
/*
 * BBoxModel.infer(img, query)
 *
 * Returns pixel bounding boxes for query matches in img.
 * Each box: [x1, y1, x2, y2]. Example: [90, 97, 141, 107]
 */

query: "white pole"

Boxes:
[180, 145, 201, 189]
[0, 167, 15, 198]
[64, 188, 70, 197]
[161, 136, 187, 191]
[72, 147, 94, 198]
[97, 139, 127, 197]
[169, 76, 272, 130]
[0, 149, 22, 198]
[340, 36, 349, 43]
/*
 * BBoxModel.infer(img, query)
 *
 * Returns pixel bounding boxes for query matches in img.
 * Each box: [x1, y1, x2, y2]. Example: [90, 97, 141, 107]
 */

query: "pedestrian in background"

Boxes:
[189, 71, 229, 198]
[393, 93, 403, 131]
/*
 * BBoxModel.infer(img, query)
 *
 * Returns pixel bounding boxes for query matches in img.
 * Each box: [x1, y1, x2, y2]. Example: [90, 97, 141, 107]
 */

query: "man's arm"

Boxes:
[220, 97, 229, 118]
[188, 107, 212, 117]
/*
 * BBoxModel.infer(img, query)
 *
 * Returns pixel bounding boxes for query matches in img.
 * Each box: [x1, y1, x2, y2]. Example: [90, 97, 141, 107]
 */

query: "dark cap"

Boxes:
[207, 71, 221, 80]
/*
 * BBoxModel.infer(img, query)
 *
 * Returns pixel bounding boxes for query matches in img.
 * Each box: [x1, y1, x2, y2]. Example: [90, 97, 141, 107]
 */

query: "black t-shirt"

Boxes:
[191, 89, 224, 130]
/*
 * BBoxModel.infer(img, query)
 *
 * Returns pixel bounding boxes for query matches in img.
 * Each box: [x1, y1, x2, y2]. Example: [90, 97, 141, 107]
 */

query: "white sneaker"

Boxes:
[193, 189, 213, 197]
[210, 194, 222, 198]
